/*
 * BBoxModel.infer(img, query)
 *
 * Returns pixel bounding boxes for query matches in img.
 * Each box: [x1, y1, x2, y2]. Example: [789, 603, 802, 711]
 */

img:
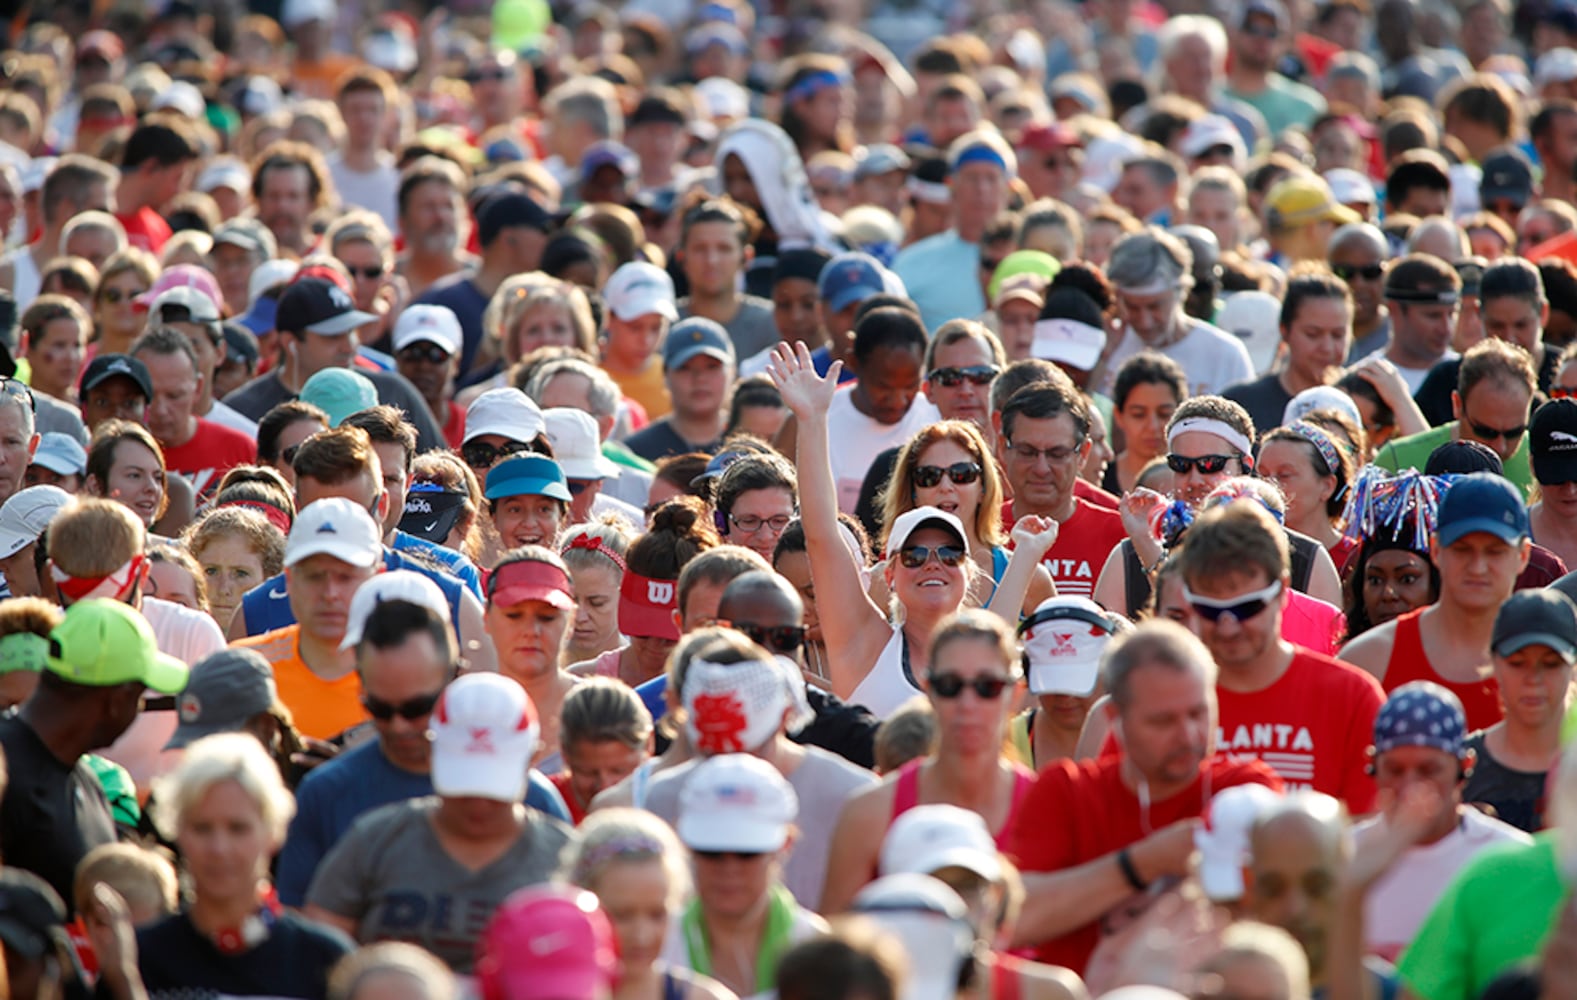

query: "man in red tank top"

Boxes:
[1341, 473, 1529, 732]
[1007, 621, 1281, 975]
[1178, 500, 1384, 812]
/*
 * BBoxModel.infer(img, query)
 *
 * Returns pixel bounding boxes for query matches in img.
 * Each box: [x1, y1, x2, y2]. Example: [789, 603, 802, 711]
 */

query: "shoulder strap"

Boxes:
[1122, 541, 1151, 617]
[1289, 533, 1315, 591]
[891, 759, 922, 821]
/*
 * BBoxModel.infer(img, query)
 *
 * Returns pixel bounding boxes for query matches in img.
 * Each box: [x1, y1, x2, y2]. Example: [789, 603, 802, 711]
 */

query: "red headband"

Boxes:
[53, 554, 146, 604]
[562, 532, 626, 572]
[220, 499, 293, 535]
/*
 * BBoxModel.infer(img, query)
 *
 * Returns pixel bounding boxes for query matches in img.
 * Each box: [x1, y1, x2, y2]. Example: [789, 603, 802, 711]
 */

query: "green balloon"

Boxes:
[493, 0, 550, 51]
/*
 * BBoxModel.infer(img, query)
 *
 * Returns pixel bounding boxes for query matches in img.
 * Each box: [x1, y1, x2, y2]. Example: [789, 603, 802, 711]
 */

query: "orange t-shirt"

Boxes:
[233, 626, 366, 741]
[608, 359, 670, 422]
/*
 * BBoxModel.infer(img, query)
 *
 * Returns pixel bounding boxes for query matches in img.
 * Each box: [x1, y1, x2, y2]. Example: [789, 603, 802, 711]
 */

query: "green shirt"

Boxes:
[602, 439, 656, 473]
[1223, 75, 1326, 136]
[1371, 423, 1533, 499]
[1398, 833, 1565, 1000]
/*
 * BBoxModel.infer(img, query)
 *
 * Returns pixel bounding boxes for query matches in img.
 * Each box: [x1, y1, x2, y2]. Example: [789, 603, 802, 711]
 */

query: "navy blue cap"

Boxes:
[81, 353, 152, 400]
[689, 447, 753, 488]
[662, 317, 735, 370]
[1435, 472, 1528, 546]
[818, 252, 886, 313]
[581, 141, 639, 179]
[1373, 681, 1465, 757]
[485, 454, 572, 503]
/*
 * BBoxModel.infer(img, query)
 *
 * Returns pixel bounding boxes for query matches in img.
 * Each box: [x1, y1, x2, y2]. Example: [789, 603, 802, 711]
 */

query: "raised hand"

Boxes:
[85, 883, 144, 999]
[1010, 513, 1060, 561]
[766, 341, 842, 421]
[1119, 486, 1168, 538]
[1346, 356, 1408, 405]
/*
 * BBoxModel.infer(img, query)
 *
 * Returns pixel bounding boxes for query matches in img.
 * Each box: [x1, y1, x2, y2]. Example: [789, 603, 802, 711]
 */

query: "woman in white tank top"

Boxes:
[768, 343, 1060, 718]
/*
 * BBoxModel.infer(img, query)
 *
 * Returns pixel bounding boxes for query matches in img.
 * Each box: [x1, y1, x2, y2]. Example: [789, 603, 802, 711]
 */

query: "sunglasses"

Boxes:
[398, 343, 452, 365]
[1466, 419, 1526, 443]
[1332, 263, 1384, 283]
[1183, 580, 1283, 624]
[695, 850, 769, 861]
[1, 378, 35, 414]
[464, 68, 512, 84]
[897, 544, 967, 570]
[912, 462, 982, 488]
[735, 622, 807, 653]
[102, 287, 148, 305]
[347, 265, 386, 281]
[927, 672, 1012, 699]
[362, 690, 443, 721]
[927, 365, 1000, 387]
[568, 480, 593, 496]
[461, 440, 531, 469]
[1167, 453, 1235, 475]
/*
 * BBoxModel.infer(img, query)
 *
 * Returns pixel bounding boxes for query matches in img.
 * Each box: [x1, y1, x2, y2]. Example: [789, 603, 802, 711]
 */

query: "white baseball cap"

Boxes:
[196, 156, 252, 195]
[151, 285, 222, 324]
[885, 506, 970, 559]
[1323, 167, 1377, 207]
[29, 433, 86, 477]
[1283, 384, 1363, 429]
[339, 570, 452, 650]
[1031, 318, 1106, 372]
[393, 304, 463, 356]
[1019, 596, 1122, 697]
[431, 673, 540, 803]
[1536, 47, 1577, 86]
[248, 259, 300, 308]
[850, 874, 975, 1000]
[151, 80, 204, 119]
[1195, 783, 1284, 901]
[464, 387, 545, 446]
[0, 485, 72, 559]
[676, 753, 799, 854]
[543, 408, 621, 481]
[879, 804, 1002, 882]
[284, 498, 383, 569]
[1178, 114, 1245, 168]
[603, 262, 678, 323]
[683, 656, 791, 758]
[1216, 290, 1283, 376]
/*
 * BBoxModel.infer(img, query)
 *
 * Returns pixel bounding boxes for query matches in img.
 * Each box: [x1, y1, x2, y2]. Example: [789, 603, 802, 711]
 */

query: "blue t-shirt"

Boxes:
[633, 675, 670, 727]
[893, 230, 987, 333]
[240, 548, 465, 637]
[276, 737, 569, 906]
[392, 530, 482, 596]
[808, 346, 857, 384]
[413, 274, 489, 374]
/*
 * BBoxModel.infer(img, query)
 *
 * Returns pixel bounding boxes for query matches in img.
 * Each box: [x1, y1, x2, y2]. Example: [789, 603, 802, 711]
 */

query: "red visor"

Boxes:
[484, 559, 575, 611]
[619, 571, 680, 641]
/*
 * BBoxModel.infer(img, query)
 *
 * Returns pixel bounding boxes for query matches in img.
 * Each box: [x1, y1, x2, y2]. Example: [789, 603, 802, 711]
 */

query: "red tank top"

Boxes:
[888, 759, 1036, 850]
[1385, 607, 1504, 732]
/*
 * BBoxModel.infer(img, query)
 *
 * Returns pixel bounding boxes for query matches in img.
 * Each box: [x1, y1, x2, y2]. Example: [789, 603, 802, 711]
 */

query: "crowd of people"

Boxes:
[4, 0, 1577, 999]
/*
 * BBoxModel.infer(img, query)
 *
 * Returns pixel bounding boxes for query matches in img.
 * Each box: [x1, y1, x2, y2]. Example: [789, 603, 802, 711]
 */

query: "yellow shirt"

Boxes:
[233, 626, 366, 741]
[609, 359, 670, 423]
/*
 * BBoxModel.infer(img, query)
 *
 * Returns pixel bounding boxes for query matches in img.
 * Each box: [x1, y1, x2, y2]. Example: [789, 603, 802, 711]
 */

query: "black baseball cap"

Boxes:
[81, 353, 153, 400]
[398, 482, 470, 544]
[222, 320, 260, 368]
[275, 277, 378, 336]
[1480, 148, 1535, 207]
[1492, 589, 1577, 660]
[0, 868, 66, 959]
[1532, 398, 1577, 485]
[477, 190, 553, 247]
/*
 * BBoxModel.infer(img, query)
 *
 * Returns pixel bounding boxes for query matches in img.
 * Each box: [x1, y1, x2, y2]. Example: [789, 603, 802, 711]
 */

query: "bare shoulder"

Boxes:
[589, 776, 635, 812]
[676, 967, 739, 1000]
[840, 771, 900, 823]
[1016, 959, 1090, 1000]
[566, 657, 600, 678]
[1338, 618, 1399, 680]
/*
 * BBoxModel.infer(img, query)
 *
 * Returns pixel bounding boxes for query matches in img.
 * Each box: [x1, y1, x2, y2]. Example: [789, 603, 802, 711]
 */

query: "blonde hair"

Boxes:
[329, 942, 458, 1000]
[150, 732, 296, 845]
[881, 420, 1005, 549]
[566, 807, 692, 907]
[47, 496, 144, 577]
[486, 275, 598, 364]
[74, 843, 178, 919]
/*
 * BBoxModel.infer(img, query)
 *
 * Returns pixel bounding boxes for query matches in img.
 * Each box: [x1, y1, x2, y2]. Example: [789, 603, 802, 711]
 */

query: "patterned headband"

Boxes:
[1285, 421, 1344, 478]
[571, 834, 668, 883]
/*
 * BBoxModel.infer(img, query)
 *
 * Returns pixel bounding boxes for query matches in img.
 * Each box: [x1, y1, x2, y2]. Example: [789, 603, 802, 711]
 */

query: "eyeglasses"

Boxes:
[1184, 580, 1282, 624]
[461, 440, 531, 469]
[897, 544, 967, 569]
[102, 287, 148, 305]
[729, 512, 794, 534]
[1331, 263, 1384, 283]
[927, 365, 1000, 387]
[927, 672, 1012, 699]
[1007, 440, 1081, 465]
[912, 462, 982, 488]
[1167, 453, 1235, 475]
[734, 622, 808, 653]
[362, 690, 443, 721]
[695, 850, 769, 861]
[1, 378, 34, 414]
[1466, 417, 1526, 443]
[397, 343, 453, 365]
[347, 264, 386, 281]
[1242, 21, 1280, 38]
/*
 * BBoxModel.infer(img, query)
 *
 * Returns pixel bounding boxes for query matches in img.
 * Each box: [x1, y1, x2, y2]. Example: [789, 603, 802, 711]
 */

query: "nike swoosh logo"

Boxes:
[424, 520, 439, 532]
[269, 586, 288, 599]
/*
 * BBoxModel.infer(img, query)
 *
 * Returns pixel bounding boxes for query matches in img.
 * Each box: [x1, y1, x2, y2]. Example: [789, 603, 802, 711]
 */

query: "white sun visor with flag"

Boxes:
[1018, 596, 1123, 697]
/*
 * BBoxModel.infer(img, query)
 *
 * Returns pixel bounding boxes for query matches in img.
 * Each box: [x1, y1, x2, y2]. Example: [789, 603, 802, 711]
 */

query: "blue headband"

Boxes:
[953, 145, 1009, 175]
[785, 70, 846, 104]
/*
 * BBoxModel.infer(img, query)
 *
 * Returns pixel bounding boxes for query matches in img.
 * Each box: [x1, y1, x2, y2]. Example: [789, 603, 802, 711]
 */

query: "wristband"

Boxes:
[1117, 847, 1149, 892]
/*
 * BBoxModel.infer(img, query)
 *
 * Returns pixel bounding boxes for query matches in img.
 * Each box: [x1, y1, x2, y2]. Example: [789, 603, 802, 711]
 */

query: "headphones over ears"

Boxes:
[714, 507, 730, 536]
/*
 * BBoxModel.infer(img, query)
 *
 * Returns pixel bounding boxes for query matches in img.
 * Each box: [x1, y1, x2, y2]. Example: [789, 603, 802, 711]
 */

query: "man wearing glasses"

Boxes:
[1328, 223, 1391, 363]
[1097, 228, 1254, 398]
[1221, 0, 1326, 137]
[999, 384, 1124, 600]
[1177, 499, 1382, 812]
[0, 374, 38, 509]
[276, 573, 568, 908]
[1375, 339, 1538, 498]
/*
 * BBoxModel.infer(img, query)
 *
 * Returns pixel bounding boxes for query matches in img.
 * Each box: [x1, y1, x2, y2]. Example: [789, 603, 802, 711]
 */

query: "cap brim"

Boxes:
[0, 918, 48, 960]
[30, 454, 81, 476]
[558, 455, 621, 480]
[666, 346, 733, 370]
[611, 297, 678, 322]
[484, 477, 573, 502]
[911, 846, 1002, 882]
[1033, 342, 1102, 372]
[1327, 204, 1363, 225]
[827, 285, 883, 313]
[431, 751, 527, 802]
[305, 310, 379, 335]
[1028, 660, 1100, 697]
[140, 651, 191, 695]
[1437, 519, 1525, 547]
[240, 301, 278, 336]
[285, 540, 383, 569]
[488, 581, 576, 611]
[1534, 454, 1577, 486]
[677, 813, 786, 853]
[1493, 632, 1577, 660]
[399, 505, 464, 544]
[164, 719, 230, 750]
[619, 594, 679, 641]
[886, 515, 969, 556]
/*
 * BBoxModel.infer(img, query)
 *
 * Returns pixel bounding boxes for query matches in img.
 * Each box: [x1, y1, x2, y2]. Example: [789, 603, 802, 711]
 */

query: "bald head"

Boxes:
[1328, 222, 1387, 258]
[1406, 217, 1470, 261]
[718, 570, 804, 626]
[1243, 792, 1348, 976]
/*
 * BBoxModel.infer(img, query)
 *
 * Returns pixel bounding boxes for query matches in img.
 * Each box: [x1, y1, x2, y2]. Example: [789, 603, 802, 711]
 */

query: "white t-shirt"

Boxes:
[1098, 319, 1255, 398]
[1353, 806, 1531, 962]
[827, 387, 941, 514]
[328, 153, 400, 229]
[205, 398, 259, 437]
[1359, 346, 1458, 395]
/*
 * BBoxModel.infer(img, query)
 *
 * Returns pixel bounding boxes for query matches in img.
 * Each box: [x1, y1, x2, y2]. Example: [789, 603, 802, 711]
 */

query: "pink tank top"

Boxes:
[1281, 590, 1346, 656]
[888, 759, 1037, 850]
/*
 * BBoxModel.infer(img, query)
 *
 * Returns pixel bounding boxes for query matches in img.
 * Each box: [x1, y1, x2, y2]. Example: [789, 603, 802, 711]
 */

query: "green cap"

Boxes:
[988, 250, 1061, 303]
[0, 632, 47, 674]
[45, 599, 189, 694]
[299, 367, 377, 427]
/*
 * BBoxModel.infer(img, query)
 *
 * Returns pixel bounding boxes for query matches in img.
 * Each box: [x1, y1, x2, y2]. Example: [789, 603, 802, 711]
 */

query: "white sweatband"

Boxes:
[1167, 417, 1254, 458]
[905, 177, 951, 205]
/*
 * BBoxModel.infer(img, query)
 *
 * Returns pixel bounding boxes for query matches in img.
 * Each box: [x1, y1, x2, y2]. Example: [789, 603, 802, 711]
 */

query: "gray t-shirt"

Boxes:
[305, 796, 575, 971]
[222, 368, 446, 454]
[643, 746, 875, 911]
[678, 295, 780, 361]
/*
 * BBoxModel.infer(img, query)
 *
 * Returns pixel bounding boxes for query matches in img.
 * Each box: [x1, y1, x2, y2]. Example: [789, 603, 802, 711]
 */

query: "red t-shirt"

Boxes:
[161, 418, 257, 500]
[1074, 478, 1120, 510]
[1216, 649, 1383, 814]
[549, 772, 587, 825]
[442, 400, 465, 451]
[1003, 498, 1127, 599]
[116, 206, 172, 255]
[1008, 754, 1282, 973]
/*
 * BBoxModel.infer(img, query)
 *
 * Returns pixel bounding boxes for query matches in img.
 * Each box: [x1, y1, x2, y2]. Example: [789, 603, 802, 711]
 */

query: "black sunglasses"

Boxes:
[0, 378, 34, 414]
[461, 440, 531, 469]
[347, 265, 386, 281]
[1467, 418, 1526, 443]
[735, 622, 807, 653]
[362, 690, 443, 722]
[927, 672, 1012, 699]
[912, 462, 982, 488]
[695, 850, 769, 861]
[897, 544, 967, 570]
[398, 343, 452, 365]
[1331, 262, 1383, 282]
[927, 365, 1000, 388]
[1167, 453, 1234, 475]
